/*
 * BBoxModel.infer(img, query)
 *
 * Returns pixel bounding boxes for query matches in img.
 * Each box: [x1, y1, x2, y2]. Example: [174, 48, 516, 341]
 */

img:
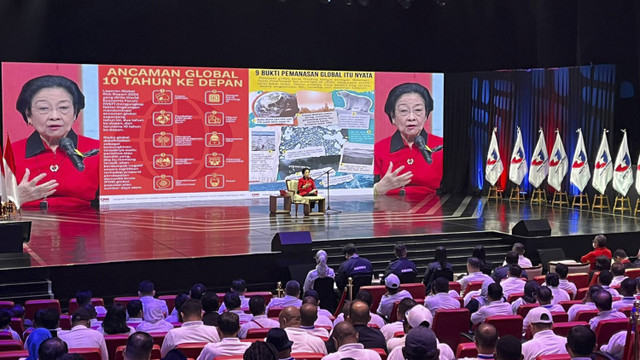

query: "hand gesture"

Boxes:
[17, 168, 58, 204]
[375, 162, 413, 195]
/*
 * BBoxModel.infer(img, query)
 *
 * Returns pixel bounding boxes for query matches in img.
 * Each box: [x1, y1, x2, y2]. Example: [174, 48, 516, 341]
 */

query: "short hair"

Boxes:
[102, 304, 130, 335]
[249, 296, 266, 316]
[285, 281, 300, 296]
[224, 292, 241, 310]
[487, 283, 503, 301]
[180, 299, 203, 318]
[467, 257, 482, 270]
[397, 298, 418, 321]
[333, 321, 357, 343]
[394, 244, 407, 258]
[433, 277, 449, 293]
[190, 283, 206, 300]
[299, 303, 318, 325]
[508, 264, 522, 278]
[613, 249, 627, 259]
[536, 286, 553, 303]
[567, 326, 596, 357]
[0, 310, 11, 328]
[243, 341, 278, 360]
[174, 293, 190, 312]
[610, 263, 625, 276]
[301, 167, 310, 175]
[342, 243, 357, 256]
[587, 285, 603, 301]
[217, 312, 240, 336]
[201, 292, 219, 312]
[512, 243, 525, 255]
[495, 335, 522, 360]
[10, 304, 25, 318]
[36, 308, 60, 329]
[348, 300, 370, 324]
[303, 290, 319, 302]
[474, 323, 498, 349]
[124, 332, 153, 360]
[71, 308, 92, 323]
[16, 75, 85, 123]
[127, 300, 143, 318]
[620, 278, 637, 297]
[593, 290, 612, 311]
[138, 280, 155, 294]
[595, 256, 611, 271]
[505, 251, 518, 265]
[598, 270, 613, 286]
[302, 296, 318, 306]
[355, 290, 373, 307]
[82, 303, 97, 319]
[555, 263, 569, 278]
[384, 82, 434, 123]
[593, 234, 607, 248]
[231, 279, 247, 292]
[545, 273, 560, 287]
[38, 337, 68, 360]
[75, 290, 93, 307]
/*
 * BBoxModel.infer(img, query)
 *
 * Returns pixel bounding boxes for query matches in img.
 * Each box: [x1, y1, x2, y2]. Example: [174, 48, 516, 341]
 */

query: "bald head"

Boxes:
[300, 303, 318, 327]
[347, 300, 370, 325]
[475, 323, 498, 353]
[333, 321, 358, 347]
[279, 306, 301, 329]
[593, 290, 612, 311]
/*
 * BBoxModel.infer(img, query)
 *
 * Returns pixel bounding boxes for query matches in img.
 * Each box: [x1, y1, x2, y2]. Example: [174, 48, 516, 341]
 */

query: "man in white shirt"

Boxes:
[553, 263, 577, 299]
[238, 295, 279, 339]
[424, 277, 460, 315]
[544, 273, 570, 305]
[599, 330, 625, 359]
[609, 263, 628, 287]
[495, 336, 522, 360]
[196, 312, 250, 360]
[567, 326, 597, 360]
[301, 293, 333, 329]
[381, 298, 417, 341]
[321, 321, 381, 360]
[500, 265, 526, 299]
[58, 308, 109, 360]
[521, 308, 568, 360]
[470, 283, 513, 325]
[221, 292, 253, 324]
[504, 243, 533, 268]
[612, 278, 637, 310]
[458, 323, 498, 360]
[217, 279, 250, 313]
[299, 303, 329, 339]
[377, 274, 412, 319]
[522, 286, 563, 333]
[267, 280, 302, 311]
[589, 290, 626, 331]
[332, 290, 386, 329]
[126, 301, 144, 328]
[138, 280, 169, 318]
[160, 299, 220, 357]
[279, 306, 327, 355]
[598, 270, 621, 297]
[459, 257, 493, 294]
[123, 332, 153, 360]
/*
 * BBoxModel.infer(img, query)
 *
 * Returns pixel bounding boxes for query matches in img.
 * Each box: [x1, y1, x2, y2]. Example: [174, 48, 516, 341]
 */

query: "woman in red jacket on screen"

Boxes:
[580, 234, 612, 271]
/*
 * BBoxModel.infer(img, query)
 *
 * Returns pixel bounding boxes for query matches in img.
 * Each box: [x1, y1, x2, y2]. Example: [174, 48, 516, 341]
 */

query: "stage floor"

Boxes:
[13, 194, 640, 269]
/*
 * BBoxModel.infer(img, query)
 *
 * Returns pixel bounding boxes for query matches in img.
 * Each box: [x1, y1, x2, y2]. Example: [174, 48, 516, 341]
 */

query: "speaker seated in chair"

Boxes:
[286, 170, 325, 215]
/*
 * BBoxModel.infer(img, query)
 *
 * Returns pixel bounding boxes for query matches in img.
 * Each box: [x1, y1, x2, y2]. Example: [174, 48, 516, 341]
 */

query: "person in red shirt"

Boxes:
[298, 168, 318, 210]
[373, 83, 443, 196]
[13, 75, 99, 209]
[580, 234, 612, 271]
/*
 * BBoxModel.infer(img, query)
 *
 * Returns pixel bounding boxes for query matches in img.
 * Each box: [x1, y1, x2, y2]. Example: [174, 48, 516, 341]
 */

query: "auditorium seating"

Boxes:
[463, 281, 484, 296]
[566, 273, 590, 289]
[24, 299, 61, 321]
[523, 265, 543, 278]
[59, 314, 72, 330]
[114, 345, 161, 360]
[0, 340, 23, 352]
[0, 302, 14, 310]
[175, 343, 207, 358]
[533, 275, 546, 285]
[359, 285, 387, 313]
[0, 333, 14, 341]
[157, 295, 176, 312]
[588, 272, 601, 287]
[536, 354, 570, 360]
[506, 293, 524, 303]
[594, 319, 628, 347]
[558, 300, 582, 312]
[574, 309, 599, 322]
[266, 306, 284, 318]
[68, 297, 105, 314]
[69, 348, 102, 360]
[552, 321, 589, 337]
[516, 303, 539, 318]
[246, 328, 271, 339]
[104, 334, 130, 360]
[0, 350, 28, 360]
[485, 315, 523, 338]
[8, 319, 23, 339]
[550, 312, 568, 323]
[431, 308, 470, 350]
[625, 268, 640, 279]
[113, 297, 140, 308]
[575, 288, 588, 300]
[289, 354, 325, 360]
[449, 282, 461, 294]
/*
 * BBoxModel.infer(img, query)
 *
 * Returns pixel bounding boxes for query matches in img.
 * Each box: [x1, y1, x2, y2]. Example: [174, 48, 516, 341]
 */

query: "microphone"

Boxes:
[60, 137, 86, 172]
[415, 136, 443, 165]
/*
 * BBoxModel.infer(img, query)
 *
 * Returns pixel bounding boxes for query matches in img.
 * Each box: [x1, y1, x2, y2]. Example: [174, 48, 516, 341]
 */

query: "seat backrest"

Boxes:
[157, 295, 177, 313]
[536, 354, 571, 360]
[449, 282, 462, 294]
[0, 333, 14, 341]
[286, 180, 298, 194]
[507, 293, 524, 303]
[112, 297, 140, 308]
[516, 303, 539, 318]
[566, 273, 590, 289]
[245, 292, 274, 306]
[456, 342, 478, 359]
[533, 275, 546, 285]
[8, 318, 23, 337]
[0, 350, 29, 360]
[0, 340, 23, 351]
[267, 306, 285, 318]
[148, 332, 168, 347]
[313, 277, 338, 314]
[588, 271, 601, 287]
[24, 299, 61, 321]
[464, 281, 484, 295]
[69, 348, 102, 360]
[550, 312, 568, 323]
[400, 283, 426, 300]
[246, 328, 271, 339]
[575, 288, 588, 300]
[371, 348, 388, 360]
[523, 265, 543, 278]
[432, 308, 471, 351]
[485, 315, 523, 338]
[558, 300, 583, 313]
[104, 334, 130, 360]
[595, 319, 628, 347]
[551, 321, 589, 337]
[566, 263, 592, 274]
[0, 301, 14, 310]
[290, 353, 325, 360]
[68, 298, 105, 314]
[625, 268, 640, 279]
[574, 309, 599, 322]
[360, 285, 390, 314]
[175, 342, 208, 358]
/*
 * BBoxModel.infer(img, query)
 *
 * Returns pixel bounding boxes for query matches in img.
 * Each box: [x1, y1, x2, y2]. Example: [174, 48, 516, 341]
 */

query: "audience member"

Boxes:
[553, 263, 577, 299]
[597, 270, 621, 297]
[612, 278, 637, 310]
[201, 292, 220, 326]
[381, 298, 417, 341]
[470, 283, 512, 324]
[383, 244, 418, 283]
[222, 292, 253, 323]
[388, 303, 454, 360]
[299, 303, 329, 338]
[424, 277, 460, 314]
[377, 274, 412, 318]
[335, 243, 373, 292]
[238, 295, 279, 339]
[136, 302, 174, 333]
[264, 328, 292, 360]
[544, 273, 570, 304]
[333, 290, 386, 328]
[301, 292, 333, 328]
[0, 310, 21, 341]
[472, 245, 494, 275]
[100, 304, 136, 334]
[343, 300, 387, 352]
[266, 280, 303, 310]
[465, 278, 495, 313]
[588, 290, 626, 331]
[76, 289, 107, 317]
[522, 286, 562, 333]
[500, 264, 526, 298]
[492, 251, 528, 282]
[459, 323, 498, 360]
[82, 303, 101, 328]
[189, 283, 206, 300]
[566, 326, 596, 359]
[324, 321, 382, 360]
[218, 279, 250, 313]
[160, 299, 220, 357]
[509, 243, 533, 268]
[388, 326, 440, 360]
[303, 250, 336, 293]
[123, 332, 154, 360]
[58, 308, 109, 360]
[25, 308, 59, 360]
[165, 293, 189, 323]
[197, 312, 250, 360]
[495, 335, 523, 360]
[38, 337, 68, 360]
[511, 280, 539, 314]
[521, 308, 568, 360]
[599, 329, 625, 360]
[278, 306, 326, 354]
[580, 235, 612, 271]
[126, 300, 144, 327]
[458, 257, 493, 294]
[610, 262, 628, 286]
[612, 248, 635, 269]
[567, 285, 601, 322]
[138, 280, 169, 317]
[422, 246, 454, 293]
[593, 256, 611, 273]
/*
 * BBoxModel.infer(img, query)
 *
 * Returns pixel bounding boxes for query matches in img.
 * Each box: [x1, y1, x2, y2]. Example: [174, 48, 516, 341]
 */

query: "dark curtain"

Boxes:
[441, 64, 616, 197]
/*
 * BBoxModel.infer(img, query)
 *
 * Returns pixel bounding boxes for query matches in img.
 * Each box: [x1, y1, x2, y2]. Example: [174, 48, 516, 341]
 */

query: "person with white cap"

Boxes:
[521, 307, 568, 360]
[377, 274, 413, 319]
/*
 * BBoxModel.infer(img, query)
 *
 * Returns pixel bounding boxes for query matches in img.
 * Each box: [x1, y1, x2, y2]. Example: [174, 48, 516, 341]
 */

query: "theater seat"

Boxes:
[69, 348, 102, 360]
[550, 312, 568, 323]
[536, 355, 570, 360]
[113, 297, 140, 308]
[449, 282, 462, 294]
[558, 300, 582, 312]
[371, 348, 388, 360]
[68, 298, 105, 314]
[507, 293, 524, 303]
[456, 342, 478, 358]
[0, 301, 14, 310]
[24, 299, 61, 321]
[266, 306, 284, 318]
[359, 285, 386, 313]
[0, 332, 14, 340]
[115, 344, 161, 360]
[175, 342, 208, 358]
[516, 303, 539, 318]
[595, 319, 628, 347]
[0, 340, 23, 351]
[552, 321, 589, 337]
[0, 350, 29, 360]
[485, 315, 523, 338]
[574, 309, 599, 322]
[246, 328, 271, 339]
[290, 353, 325, 360]
[431, 308, 470, 350]
[104, 334, 130, 360]
[9, 318, 24, 339]
[464, 281, 484, 296]
[566, 273, 590, 289]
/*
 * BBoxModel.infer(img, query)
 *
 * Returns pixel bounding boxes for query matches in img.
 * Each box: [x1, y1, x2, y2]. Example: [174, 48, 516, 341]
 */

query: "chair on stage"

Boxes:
[312, 277, 338, 314]
[286, 180, 325, 216]
[431, 308, 470, 351]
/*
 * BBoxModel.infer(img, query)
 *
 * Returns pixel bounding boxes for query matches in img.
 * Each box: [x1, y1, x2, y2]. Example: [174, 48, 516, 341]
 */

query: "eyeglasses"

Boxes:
[31, 104, 73, 116]
[395, 107, 425, 117]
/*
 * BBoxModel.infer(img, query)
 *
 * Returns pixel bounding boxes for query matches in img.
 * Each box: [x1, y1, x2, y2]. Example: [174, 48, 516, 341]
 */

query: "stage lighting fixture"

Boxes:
[397, 0, 413, 9]
[318, 0, 331, 3]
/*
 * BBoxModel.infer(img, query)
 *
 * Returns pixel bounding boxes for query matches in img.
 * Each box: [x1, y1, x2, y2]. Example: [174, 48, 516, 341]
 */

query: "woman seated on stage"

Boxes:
[298, 168, 318, 210]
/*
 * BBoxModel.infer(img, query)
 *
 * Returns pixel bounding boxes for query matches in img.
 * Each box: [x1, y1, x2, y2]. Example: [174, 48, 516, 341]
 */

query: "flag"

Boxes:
[485, 128, 504, 186]
[509, 127, 527, 186]
[548, 131, 568, 192]
[592, 129, 613, 195]
[636, 153, 640, 195]
[528, 129, 549, 188]
[3, 135, 21, 209]
[570, 128, 591, 192]
[612, 130, 633, 196]
[0, 142, 5, 204]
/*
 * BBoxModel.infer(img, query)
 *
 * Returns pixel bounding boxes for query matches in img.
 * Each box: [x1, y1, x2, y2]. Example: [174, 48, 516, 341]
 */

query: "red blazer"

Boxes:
[298, 177, 316, 196]
[580, 247, 612, 271]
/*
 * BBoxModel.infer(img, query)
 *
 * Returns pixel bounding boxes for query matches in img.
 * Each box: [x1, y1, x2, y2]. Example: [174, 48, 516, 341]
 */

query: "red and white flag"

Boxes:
[570, 128, 590, 192]
[528, 128, 548, 188]
[485, 128, 504, 186]
[548, 130, 568, 192]
[0, 142, 6, 204]
[592, 129, 613, 195]
[509, 127, 527, 186]
[612, 130, 633, 196]
[3, 135, 21, 209]
[635, 153, 640, 195]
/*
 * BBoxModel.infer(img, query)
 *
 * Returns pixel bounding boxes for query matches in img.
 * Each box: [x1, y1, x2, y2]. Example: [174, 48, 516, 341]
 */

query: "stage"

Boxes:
[3, 194, 640, 303]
